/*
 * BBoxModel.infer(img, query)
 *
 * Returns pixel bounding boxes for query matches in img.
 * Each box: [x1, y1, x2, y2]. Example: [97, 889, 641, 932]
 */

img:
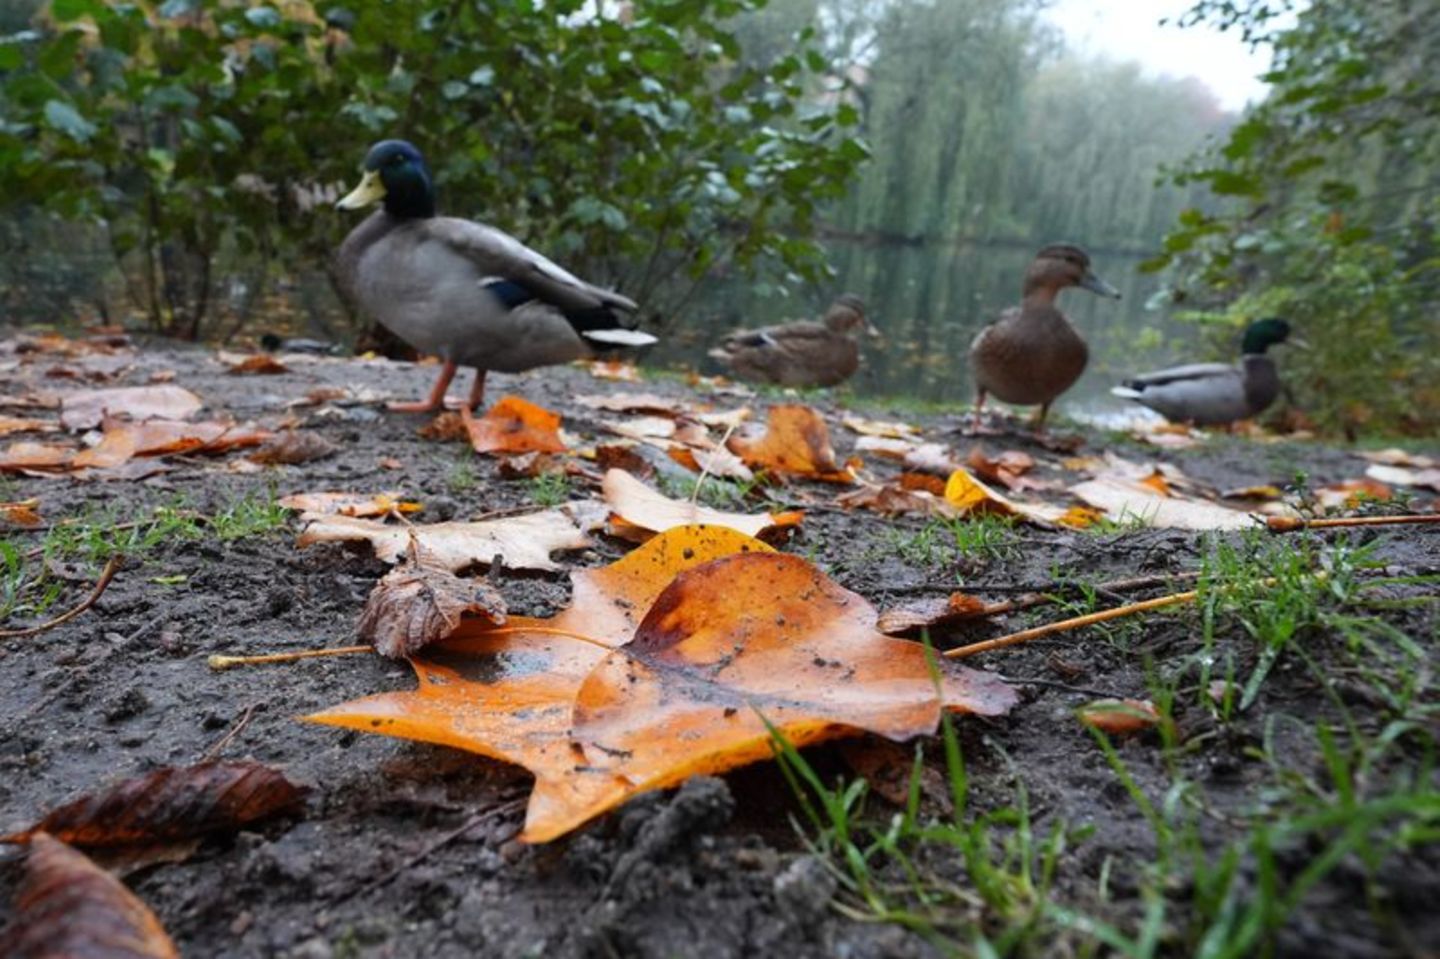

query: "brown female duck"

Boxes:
[709, 295, 874, 388]
[969, 244, 1120, 430]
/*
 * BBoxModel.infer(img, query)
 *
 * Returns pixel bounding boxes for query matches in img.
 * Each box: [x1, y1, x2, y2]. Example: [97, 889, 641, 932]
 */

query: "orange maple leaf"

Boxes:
[728, 405, 855, 483]
[462, 395, 567, 455]
[305, 526, 1015, 842]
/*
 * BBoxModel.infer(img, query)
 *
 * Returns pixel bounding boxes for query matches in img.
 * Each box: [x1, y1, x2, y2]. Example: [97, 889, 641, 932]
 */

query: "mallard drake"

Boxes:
[1112, 318, 1294, 426]
[708, 295, 874, 388]
[335, 140, 655, 412]
[968, 244, 1120, 431]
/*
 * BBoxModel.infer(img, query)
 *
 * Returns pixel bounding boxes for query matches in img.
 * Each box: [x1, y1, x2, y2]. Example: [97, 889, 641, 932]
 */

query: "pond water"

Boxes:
[651, 238, 1196, 423]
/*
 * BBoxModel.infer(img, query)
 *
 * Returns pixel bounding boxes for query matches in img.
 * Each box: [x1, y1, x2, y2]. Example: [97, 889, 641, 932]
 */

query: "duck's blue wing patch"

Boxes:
[481, 279, 536, 310]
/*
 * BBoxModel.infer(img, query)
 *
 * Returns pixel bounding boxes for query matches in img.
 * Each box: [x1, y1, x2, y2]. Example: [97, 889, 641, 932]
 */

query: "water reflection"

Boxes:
[653, 239, 1193, 420]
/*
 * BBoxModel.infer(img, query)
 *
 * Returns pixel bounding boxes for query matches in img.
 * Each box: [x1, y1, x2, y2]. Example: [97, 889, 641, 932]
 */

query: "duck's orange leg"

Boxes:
[466, 369, 488, 411]
[388, 360, 457, 413]
[971, 388, 988, 433]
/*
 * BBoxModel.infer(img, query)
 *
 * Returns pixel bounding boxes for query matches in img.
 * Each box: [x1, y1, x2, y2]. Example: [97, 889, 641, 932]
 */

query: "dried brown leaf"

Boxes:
[2, 761, 305, 848]
[247, 430, 340, 465]
[1, 834, 178, 959]
[358, 547, 507, 658]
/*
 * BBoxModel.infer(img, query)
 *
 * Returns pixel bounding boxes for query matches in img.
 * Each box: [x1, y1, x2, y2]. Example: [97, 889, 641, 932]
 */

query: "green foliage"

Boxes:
[1149, 1, 1440, 436]
[0, 0, 865, 338]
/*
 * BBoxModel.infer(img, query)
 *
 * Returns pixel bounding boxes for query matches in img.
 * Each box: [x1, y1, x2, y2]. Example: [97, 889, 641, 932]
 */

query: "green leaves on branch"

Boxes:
[0, 0, 866, 337]
[1150, 0, 1440, 436]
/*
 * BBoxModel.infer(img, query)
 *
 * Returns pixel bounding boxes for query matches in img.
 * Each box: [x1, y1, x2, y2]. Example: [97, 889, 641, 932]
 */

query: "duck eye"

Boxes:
[388, 155, 406, 168]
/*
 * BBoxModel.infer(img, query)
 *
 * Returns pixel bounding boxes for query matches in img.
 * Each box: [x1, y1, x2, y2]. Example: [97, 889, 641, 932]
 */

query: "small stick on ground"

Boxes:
[945, 589, 1199, 659]
[201, 702, 261, 761]
[347, 797, 526, 900]
[0, 554, 123, 640]
[1268, 514, 1440, 532]
[209, 644, 372, 671]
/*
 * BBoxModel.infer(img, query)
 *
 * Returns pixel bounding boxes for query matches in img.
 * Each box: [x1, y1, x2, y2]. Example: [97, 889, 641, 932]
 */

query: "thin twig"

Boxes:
[0, 555, 123, 639]
[1268, 513, 1440, 532]
[944, 589, 1200, 659]
[201, 702, 260, 761]
[690, 419, 741, 506]
[208, 644, 372, 671]
[347, 797, 526, 900]
[997, 676, 1126, 699]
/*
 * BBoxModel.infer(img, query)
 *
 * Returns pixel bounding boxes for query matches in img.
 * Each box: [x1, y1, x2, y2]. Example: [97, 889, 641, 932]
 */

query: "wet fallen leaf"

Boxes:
[1, 498, 43, 526]
[577, 393, 709, 417]
[308, 526, 1016, 842]
[0, 416, 57, 436]
[586, 359, 642, 382]
[72, 418, 272, 470]
[903, 442, 964, 477]
[297, 508, 589, 572]
[1363, 463, 1440, 492]
[1221, 485, 1285, 501]
[1358, 448, 1435, 469]
[877, 592, 1001, 636]
[225, 353, 289, 375]
[602, 468, 801, 540]
[1069, 477, 1257, 531]
[666, 444, 755, 481]
[1077, 699, 1161, 736]
[358, 542, 507, 658]
[0, 441, 76, 473]
[1, 762, 305, 848]
[728, 405, 854, 483]
[378, 457, 404, 470]
[943, 469, 1068, 526]
[1314, 478, 1392, 511]
[899, 471, 946, 495]
[966, 447, 1046, 492]
[841, 416, 921, 439]
[838, 737, 952, 813]
[837, 482, 956, 518]
[418, 411, 470, 442]
[60, 385, 203, 431]
[853, 435, 918, 460]
[278, 491, 421, 517]
[1, 834, 178, 959]
[247, 430, 339, 465]
[463, 395, 567, 455]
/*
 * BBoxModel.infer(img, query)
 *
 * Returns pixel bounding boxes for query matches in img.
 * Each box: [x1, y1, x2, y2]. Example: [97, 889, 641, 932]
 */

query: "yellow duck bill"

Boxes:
[337, 170, 386, 210]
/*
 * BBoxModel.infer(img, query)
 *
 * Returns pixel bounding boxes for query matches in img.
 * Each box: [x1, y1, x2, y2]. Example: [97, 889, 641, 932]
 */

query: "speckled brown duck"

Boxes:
[968, 244, 1120, 431]
[709, 295, 875, 388]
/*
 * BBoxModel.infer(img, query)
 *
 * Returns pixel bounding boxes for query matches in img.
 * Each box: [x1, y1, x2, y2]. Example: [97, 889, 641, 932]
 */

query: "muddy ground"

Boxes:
[1, 338, 1436, 958]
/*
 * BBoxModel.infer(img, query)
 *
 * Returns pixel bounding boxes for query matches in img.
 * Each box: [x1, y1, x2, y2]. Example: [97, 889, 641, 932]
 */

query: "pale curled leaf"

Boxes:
[60, 385, 202, 431]
[1069, 477, 1258, 531]
[601, 468, 800, 540]
[297, 509, 590, 572]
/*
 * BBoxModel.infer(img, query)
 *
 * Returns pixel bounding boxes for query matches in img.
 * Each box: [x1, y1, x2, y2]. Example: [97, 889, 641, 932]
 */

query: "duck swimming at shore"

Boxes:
[1112, 317, 1295, 426]
[709, 295, 875, 388]
[968, 243, 1120, 432]
[335, 140, 654, 412]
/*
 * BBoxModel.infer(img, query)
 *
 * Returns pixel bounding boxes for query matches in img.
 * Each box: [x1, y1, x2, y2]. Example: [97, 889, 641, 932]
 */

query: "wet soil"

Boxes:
[1, 340, 1436, 958]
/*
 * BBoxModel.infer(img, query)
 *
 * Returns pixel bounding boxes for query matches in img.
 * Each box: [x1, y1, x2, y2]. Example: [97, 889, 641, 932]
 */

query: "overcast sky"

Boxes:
[1042, 0, 1276, 111]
